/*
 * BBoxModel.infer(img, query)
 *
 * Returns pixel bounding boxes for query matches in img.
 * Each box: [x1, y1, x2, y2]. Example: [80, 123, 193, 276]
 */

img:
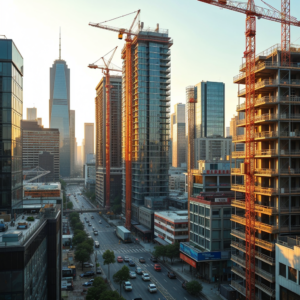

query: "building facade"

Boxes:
[172, 103, 186, 168]
[22, 120, 60, 182]
[194, 81, 225, 138]
[26, 107, 37, 120]
[49, 59, 70, 177]
[84, 123, 94, 164]
[0, 39, 23, 215]
[70, 110, 75, 176]
[231, 44, 300, 299]
[121, 25, 172, 215]
[95, 76, 122, 207]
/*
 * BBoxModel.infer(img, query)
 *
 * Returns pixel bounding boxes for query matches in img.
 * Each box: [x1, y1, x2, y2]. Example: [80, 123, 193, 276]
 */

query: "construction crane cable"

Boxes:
[97, 10, 139, 25]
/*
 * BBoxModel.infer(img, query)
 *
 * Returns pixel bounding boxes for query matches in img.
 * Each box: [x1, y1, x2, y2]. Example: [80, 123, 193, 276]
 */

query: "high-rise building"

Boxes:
[70, 110, 75, 176]
[226, 126, 230, 137]
[27, 107, 37, 120]
[172, 103, 186, 168]
[82, 139, 85, 166]
[230, 44, 300, 299]
[194, 81, 225, 138]
[0, 38, 23, 215]
[22, 120, 60, 182]
[121, 26, 172, 218]
[84, 123, 94, 164]
[37, 117, 42, 126]
[95, 76, 122, 207]
[49, 47, 70, 177]
[77, 145, 82, 166]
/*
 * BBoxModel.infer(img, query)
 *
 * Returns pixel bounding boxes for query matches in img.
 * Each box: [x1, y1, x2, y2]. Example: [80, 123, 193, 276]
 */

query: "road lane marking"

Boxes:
[173, 287, 176, 290]
[164, 279, 167, 282]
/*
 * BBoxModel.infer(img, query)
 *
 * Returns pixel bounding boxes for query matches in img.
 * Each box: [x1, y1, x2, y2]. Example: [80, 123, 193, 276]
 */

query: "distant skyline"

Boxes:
[2, 0, 300, 144]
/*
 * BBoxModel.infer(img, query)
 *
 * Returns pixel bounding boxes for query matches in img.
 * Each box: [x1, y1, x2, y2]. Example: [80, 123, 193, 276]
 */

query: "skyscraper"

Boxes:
[172, 103, 186, 168]
[0, 38, 23, 215]
[84, 123, 94, 163]
[194, 81, 225, 138]
[95, 76, 122, 207]
[27, 107, 37, 120]
[121, 25, 172, 218]
[70, 110, 75, 176]
[49, 40, 70, 177]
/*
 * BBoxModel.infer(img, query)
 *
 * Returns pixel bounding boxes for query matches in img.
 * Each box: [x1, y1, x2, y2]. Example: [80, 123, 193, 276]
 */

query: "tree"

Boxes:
[165, 242, 180, 264]
[69, 212, 79, 220]
[72, 232, 87, 246]
[77, 241, 94, 255]
[75, 248, 90, 270]
[113, 265, 130, 297]
[74, 229, 85, 237]
[152, 245, 166, 262]
[74, 222, 84, 231]
[85, 277, 108, 300]
[101, 290, 125, 300]
[67, 201, 73, 209]
[186, 280, 203, 295]
[102, 249, 115, 281]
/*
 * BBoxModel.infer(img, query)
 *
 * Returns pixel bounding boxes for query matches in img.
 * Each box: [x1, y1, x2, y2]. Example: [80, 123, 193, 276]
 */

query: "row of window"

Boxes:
[280, 262, 300, 284]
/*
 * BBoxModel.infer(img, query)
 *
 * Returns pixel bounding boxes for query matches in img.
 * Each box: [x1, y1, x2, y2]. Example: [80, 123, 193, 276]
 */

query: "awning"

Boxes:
[134, 224, 152, 234]
[154, 237, 169, 246]
[62, 235, 72, 239]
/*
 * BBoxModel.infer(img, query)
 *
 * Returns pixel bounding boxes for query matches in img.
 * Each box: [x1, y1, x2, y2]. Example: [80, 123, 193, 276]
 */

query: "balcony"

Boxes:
[255, 149, 278, 157]
[231, 199, 278, 215]
[230, 280, 260, 300]
[255, 168, 278, 176]
[231, 229, 275, 251]
[231, 184, 245, 192]
[230, 215, 279, 233]
[255, 131, 278, 140]
[231, 254, 275, 282]
[254, 186, 278, 195]
[231, 168, 242, 175]
[231, 241, 275, 265]
[232, 135, 245, 142]
[232, 151, 245, 158]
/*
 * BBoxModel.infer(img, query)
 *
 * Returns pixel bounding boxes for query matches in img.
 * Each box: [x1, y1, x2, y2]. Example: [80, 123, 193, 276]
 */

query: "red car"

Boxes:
[117, 256, 123, 263]
[154, 264, 161, 272]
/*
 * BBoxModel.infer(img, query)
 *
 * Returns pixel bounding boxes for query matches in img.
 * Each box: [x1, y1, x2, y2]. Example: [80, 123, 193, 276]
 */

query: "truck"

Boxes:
[116, 226, 131, 243]
[17, 222, 28, 229]
[0, 219, 8, 232]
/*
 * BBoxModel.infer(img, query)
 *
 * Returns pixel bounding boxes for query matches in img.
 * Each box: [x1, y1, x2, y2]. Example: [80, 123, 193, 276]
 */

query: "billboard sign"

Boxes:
[180, 243, 226, 261]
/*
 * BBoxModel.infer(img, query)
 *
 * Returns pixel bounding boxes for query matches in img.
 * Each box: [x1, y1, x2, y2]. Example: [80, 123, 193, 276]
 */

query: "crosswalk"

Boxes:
[97, 247, 147, 255]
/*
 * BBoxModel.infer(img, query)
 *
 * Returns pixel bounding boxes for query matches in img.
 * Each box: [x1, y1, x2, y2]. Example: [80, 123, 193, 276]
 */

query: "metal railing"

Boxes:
[231, 199, 278, 215]
[232, 151, 245, 158]
[255, 168, 278, 175]
[255, 186, 279, 195]
[255, 131, 278, 139]
[255, 149, 278, 156]
[231, 184, 245, 192]
[231, 168, 241, 174]
[232, 135, 245, 142]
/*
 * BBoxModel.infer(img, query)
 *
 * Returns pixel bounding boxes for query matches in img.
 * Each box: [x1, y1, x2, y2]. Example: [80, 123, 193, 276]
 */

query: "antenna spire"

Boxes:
[59, 28, 61, 60]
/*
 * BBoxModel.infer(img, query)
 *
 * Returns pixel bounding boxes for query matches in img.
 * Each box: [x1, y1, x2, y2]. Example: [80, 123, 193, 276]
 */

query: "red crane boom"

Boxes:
[88, 47, 121, 210]
[197, 1, 299, 299]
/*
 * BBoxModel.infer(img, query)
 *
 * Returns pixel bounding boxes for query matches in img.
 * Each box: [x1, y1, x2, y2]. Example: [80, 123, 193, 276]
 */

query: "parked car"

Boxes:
[80, 271, 95, 278]
[83, 262, 94, 268]
[82, 279, 94, 286]
[139, 257, 145, 263]
[95, 241, 100, 248]
[88, 223, 92, 226]
[150, 256, 158, 262]
[135, 267, 142, 275]
[129, 271, 136, 279]
[142, 273, 150, 281]
[96, 268, 102, 274]
[154, 264, 161, 271]
[94, 231, 98, 235]
[123, 281, 132, 291]
[124, 256, 129, 262]
[128, 260, 135, 266]
[117, 256, 123, 263]
[182, 281, 187, 289]
[148, 284, 157, 293]
[167, 271, 176, 279]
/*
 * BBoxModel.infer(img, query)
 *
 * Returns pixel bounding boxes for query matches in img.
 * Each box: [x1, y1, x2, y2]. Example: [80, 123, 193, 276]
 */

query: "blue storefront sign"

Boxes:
[180, 243, 224, 261]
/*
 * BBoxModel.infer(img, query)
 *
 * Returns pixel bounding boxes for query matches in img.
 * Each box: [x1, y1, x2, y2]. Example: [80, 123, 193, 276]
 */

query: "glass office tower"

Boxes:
[194, 81, 225, 138]
[49, 60, 70, 177]
[0, 39, 23, 214]
[122, 27, 172, 214]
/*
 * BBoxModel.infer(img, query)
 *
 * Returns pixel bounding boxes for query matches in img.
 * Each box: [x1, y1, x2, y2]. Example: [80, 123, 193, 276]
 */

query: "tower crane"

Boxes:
[89, 10, 140, 229]
[88, 46, 121, 210]
[197, 1, 300, 299]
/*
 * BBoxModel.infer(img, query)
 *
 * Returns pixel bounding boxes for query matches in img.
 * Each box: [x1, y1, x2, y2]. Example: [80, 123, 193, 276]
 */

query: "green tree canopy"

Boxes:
[74, 229, 85, 237]
[77, 241, 94, 255]
[73, 232, 88, 246]
[75, 248, 90, 270]
[74, 222, 84, 231]
[152, 245, 167, 261]
[102, 250, 115, 280]
[85, 277, 108, 300]
[101, 290, 125, 300]
[113, 265, 130, 297]
[67, 201, 74, 209]
[165, 242, 180, 264]
[186, 280, 203, 295]
[85, 238, 94, 247]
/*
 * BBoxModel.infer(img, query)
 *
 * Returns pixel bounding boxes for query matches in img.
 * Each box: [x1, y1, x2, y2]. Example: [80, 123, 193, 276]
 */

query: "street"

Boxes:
[66, 184, 195, 300]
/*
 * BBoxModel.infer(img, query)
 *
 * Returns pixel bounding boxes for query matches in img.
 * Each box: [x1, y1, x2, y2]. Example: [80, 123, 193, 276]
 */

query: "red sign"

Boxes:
[180, 253, 197, 268]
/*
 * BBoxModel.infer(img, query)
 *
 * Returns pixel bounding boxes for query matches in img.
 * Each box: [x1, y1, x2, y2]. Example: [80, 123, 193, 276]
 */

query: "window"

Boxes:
[205, 219, 210, 227]
[223, 219, 231, 228]
[205, 208, 210, 217]
[288, 266, 297, 283]
[212, 210, 220, 218]
[194, 205, 198, 214]
[199, 206, 204, 215]
[199, 226, 204, 236]
[212, 219, 221, 229]
[279, 263, 286, 278]
[223, 241, 231, 249]
[223, 230, 231, 239]
[212, 241, 220, 251]
[206, 240, 210, 249]
[223, 208, 231, 217]
[205, 229, 210, 238]
[212, 230, 220, 239]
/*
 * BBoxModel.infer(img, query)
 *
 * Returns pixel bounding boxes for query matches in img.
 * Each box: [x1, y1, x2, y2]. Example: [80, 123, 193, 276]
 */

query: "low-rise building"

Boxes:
[275, 237, 300, 300]
[154, 210, 188, 245]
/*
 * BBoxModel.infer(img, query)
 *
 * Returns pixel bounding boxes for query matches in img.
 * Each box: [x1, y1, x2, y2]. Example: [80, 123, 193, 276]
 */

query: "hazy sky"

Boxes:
[2, 0, 300, 144]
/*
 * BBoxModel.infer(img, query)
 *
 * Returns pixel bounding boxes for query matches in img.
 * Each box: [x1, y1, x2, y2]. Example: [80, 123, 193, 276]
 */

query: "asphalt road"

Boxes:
[65, 184, 195, 300]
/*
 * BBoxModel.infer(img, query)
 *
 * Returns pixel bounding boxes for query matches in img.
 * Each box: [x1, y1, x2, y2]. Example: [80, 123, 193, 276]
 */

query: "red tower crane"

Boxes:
[197, 1, 300, 299]
[88, 46, 121, 210]
[89, 10, 140, 230]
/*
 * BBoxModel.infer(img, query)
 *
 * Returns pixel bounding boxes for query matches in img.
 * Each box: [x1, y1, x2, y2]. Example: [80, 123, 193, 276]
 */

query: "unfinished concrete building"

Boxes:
[231, 43, 300, 300]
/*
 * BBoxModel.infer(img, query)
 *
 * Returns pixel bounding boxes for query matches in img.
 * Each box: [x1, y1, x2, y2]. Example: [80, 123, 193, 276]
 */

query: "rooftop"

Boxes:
[155, 210, 188, 222]
[277, 236, 300, 249]
[23, 182, 61, 191]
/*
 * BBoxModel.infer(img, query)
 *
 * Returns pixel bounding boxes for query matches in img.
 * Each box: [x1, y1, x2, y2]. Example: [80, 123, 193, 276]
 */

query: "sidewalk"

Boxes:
[138, 239, 223, 300]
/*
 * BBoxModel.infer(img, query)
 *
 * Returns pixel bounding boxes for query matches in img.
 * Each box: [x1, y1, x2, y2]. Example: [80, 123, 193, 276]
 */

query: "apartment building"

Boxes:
[231, 43, 300, 299]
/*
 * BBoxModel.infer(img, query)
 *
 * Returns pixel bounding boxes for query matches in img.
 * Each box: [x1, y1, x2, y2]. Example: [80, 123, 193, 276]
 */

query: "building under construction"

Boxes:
[95, 76, 122, 208]
[121, 25, 173, 220]
[231, 44, 300, 299]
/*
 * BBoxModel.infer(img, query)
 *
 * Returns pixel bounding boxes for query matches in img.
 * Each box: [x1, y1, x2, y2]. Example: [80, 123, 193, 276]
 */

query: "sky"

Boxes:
[2, 0, 300, 145]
